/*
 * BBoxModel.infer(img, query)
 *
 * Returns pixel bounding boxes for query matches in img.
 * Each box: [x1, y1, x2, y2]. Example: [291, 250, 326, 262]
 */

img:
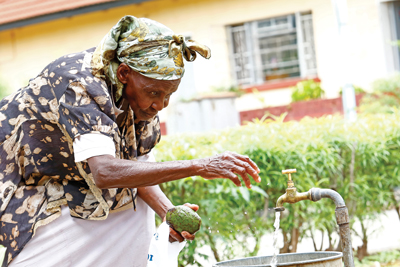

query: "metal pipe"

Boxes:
[310, 188, 354, 267]
[274, 169, 354, 267]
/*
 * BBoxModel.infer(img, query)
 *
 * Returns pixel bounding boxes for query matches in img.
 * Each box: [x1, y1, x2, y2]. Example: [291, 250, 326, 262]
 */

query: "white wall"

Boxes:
[0, 0, 392, 115]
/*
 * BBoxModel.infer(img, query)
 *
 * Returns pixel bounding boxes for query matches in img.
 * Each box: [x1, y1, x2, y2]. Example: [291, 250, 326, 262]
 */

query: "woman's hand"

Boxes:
[195, 151, 261, 189]
[166, 203, 199, 243]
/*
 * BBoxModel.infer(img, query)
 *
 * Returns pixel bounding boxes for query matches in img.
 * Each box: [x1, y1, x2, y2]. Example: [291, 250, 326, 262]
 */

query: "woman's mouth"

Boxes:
[143, 111, 157, 118]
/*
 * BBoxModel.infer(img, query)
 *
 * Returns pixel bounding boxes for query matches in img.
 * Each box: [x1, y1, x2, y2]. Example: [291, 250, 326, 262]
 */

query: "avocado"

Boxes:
[166, 205, 202, 234]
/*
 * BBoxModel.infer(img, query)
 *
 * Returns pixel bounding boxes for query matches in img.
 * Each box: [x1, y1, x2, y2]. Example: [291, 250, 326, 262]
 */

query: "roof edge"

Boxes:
[0, 0, 150, 32]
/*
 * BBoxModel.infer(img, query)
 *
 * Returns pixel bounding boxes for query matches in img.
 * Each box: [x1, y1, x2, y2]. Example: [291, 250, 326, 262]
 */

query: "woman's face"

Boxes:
[117, 63, 181, 122]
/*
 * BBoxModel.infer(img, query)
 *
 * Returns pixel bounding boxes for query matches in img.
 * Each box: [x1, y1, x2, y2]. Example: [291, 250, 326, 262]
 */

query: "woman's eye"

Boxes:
[151, 91, 157, 96]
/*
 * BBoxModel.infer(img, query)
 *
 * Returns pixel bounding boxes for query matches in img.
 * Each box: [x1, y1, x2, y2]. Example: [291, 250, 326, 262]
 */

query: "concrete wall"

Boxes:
[0, 0, 391, 114]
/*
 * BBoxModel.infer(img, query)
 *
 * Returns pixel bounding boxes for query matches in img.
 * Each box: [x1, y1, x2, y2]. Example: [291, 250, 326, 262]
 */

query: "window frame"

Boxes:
[228, 12, 318, 87]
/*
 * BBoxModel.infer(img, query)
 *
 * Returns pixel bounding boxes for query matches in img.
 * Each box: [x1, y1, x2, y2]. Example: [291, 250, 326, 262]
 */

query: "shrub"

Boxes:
[291, 80, 324, 102]
[155, 112, 400, 266]
[359, 73, 400, 114]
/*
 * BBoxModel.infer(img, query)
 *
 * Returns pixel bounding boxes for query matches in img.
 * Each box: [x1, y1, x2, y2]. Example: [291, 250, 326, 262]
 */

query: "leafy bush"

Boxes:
[211, 85, 245, 97]
[339, 85, 365, 95]
[359, 73, 400, 114]
[155, 111, 400, 266]
[291, 80, 325, 102]
[354, 249, 400, 267]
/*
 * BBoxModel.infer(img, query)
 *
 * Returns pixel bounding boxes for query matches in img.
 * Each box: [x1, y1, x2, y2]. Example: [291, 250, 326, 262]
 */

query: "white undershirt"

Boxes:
[73, 133, 116, 162]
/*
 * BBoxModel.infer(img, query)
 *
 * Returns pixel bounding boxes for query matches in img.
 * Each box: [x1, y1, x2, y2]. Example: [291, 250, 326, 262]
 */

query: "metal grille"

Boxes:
[229, 12, 317, 85]
[231, 25, 252, 85]
[259, 32, 300, 81]
[301, 14, 318, 76]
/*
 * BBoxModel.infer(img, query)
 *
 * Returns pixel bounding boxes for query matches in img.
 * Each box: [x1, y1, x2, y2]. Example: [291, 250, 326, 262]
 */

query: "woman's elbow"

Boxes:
[87, 155, 115, 189]
[92, 168, 109, 189]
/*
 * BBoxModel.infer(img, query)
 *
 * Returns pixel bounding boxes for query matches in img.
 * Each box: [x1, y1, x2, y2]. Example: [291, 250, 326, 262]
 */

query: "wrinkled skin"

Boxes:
[117, 63, 180, 122]
[87, 65, 261, 243]
[197, 151, 261, 188]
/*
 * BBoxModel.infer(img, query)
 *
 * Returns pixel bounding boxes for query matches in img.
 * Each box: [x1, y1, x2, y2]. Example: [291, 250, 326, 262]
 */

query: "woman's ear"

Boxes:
[116, 63, 130, 84]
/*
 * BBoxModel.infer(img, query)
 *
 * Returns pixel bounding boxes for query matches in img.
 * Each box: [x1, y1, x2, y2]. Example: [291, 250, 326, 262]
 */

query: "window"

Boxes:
[389, 1, 400, 71]
[229, 12, 317, 86]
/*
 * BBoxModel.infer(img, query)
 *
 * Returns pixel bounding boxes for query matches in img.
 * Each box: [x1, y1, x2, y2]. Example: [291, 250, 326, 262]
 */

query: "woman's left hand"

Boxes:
[166, 203, 199, 243]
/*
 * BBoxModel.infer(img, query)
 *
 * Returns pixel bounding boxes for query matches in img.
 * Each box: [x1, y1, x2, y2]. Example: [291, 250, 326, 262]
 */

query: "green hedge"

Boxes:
[154, 111, 400, 266]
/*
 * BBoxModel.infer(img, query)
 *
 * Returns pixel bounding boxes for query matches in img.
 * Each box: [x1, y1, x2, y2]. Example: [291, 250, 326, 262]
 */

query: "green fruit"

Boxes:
[166, 205, 201, 234]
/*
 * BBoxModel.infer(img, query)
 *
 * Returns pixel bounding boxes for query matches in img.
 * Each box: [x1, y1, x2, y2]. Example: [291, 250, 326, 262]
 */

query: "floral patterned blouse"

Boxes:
[0, 48, 161, 265]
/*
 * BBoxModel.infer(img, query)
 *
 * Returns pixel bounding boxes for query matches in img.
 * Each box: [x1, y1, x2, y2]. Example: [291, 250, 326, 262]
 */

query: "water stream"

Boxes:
[270, 211, 281, 267]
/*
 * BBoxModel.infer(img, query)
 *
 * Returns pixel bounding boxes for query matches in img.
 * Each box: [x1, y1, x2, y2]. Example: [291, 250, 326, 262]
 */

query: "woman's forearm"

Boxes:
[88, 154, 203, 189]
[87, 151, 261, 190]
[137, 186, 173, 219]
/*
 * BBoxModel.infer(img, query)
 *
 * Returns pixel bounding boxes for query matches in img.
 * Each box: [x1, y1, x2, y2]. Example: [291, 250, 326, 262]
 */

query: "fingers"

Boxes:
[223, 152, 261, 188]
[230, 157, 261, 185]
[183, 203, 199, 212]
[181, 231, 195, 241]
[224, 171, 242, 187]
[169, 228, 196, 243]
[231, 165, 253, 189]
[169, 227, 184, 243]
[231, 152, 261, 174]
[200, 151, 261, 188]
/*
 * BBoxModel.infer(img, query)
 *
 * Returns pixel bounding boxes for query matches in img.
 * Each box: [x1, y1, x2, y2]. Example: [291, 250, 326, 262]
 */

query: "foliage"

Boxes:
[154, 111, 400, 266]
[291, 79, 325, 102]
[339, 85, 366, 95]
[250, 88, 269, 108]
[244, 112, 287, 125]
[212, 85, 245, 96]
[359, 73, 400, 114]
[354, 249, 400, 267]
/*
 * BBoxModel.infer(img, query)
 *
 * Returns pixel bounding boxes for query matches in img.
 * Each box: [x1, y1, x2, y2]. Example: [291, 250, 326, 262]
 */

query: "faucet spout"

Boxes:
[274, 188, 312, 212]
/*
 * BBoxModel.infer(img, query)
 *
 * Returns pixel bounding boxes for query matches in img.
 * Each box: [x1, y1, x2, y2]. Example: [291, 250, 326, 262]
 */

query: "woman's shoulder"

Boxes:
[46, 47, 96, 76]
[42, 48, 105, 100]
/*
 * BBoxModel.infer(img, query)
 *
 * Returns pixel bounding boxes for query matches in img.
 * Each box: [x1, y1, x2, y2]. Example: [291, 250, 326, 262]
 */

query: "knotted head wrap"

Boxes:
[91, 15, 211, 101]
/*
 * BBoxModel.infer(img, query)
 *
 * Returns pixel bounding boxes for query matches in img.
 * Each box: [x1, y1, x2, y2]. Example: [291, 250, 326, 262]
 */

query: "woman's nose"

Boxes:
[151, 99, 164, 111]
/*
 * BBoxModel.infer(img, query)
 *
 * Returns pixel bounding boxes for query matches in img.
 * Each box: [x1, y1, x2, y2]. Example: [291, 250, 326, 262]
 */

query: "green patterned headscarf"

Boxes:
[91, 15, 211, 101]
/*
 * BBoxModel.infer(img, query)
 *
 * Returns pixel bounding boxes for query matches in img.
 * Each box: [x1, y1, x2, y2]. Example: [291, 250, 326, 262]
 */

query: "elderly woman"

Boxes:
[0, 16, 260, 266]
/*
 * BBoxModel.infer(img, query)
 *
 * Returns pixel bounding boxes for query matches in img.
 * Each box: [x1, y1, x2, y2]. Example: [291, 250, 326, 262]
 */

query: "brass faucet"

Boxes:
[272, 168, 355, 267]
[274, 169, 312, 211]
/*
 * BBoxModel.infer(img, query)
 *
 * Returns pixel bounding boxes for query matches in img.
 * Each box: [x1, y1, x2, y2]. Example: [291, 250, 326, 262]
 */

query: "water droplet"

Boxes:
[244, 212, 247, 215]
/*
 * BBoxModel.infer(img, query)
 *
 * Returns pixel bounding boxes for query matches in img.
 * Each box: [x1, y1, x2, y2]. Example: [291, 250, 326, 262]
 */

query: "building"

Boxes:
[1, 0, 399, 134]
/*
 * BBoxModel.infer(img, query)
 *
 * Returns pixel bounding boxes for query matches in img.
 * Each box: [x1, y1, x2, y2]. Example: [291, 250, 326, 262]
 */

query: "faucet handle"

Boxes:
[282, 169, 296, 187]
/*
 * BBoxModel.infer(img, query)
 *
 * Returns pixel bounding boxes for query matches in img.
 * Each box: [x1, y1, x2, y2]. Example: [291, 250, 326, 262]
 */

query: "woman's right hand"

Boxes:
[194, 151, 261, 189]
